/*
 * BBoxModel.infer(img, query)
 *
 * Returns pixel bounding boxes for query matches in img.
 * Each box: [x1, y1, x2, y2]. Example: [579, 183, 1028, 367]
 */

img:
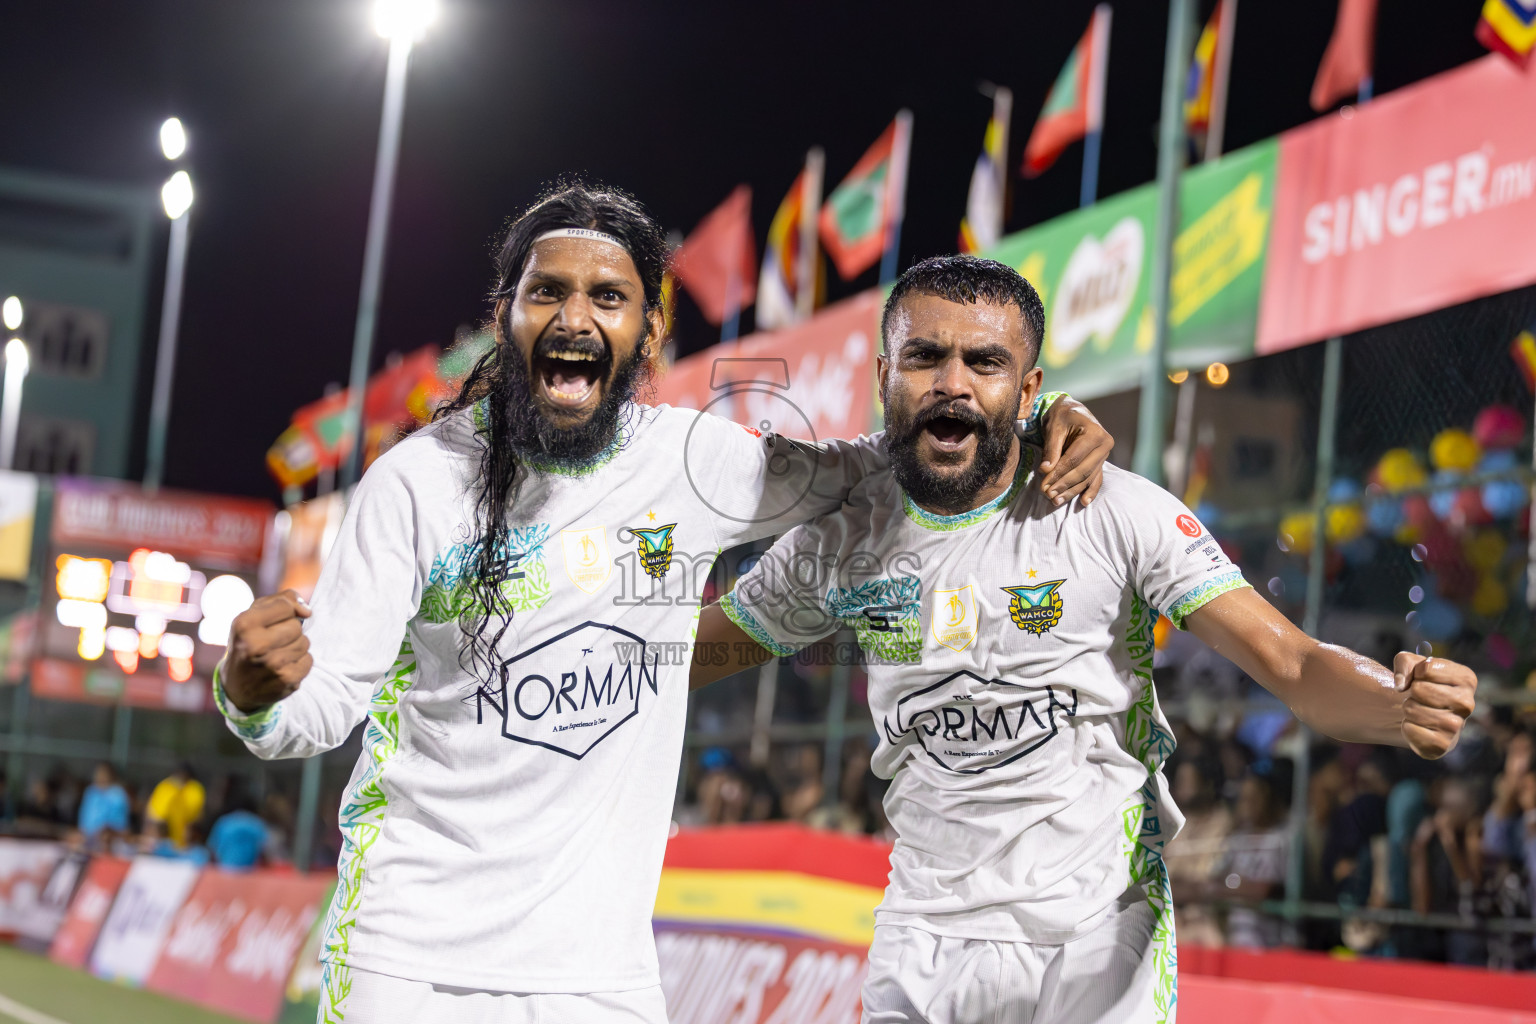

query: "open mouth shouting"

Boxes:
[918, 404, 986, 462]
[532, 337, 610, 416]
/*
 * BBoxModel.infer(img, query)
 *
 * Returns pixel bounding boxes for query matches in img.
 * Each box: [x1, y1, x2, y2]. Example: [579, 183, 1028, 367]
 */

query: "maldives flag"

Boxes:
[672, 185, 756, 326]
[819, 114, 912, 281]
[1022, 5, 1110, 178]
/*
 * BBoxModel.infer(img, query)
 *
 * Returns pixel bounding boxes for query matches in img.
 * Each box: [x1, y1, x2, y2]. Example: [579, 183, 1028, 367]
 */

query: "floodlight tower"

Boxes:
[145, 119, 194, 492]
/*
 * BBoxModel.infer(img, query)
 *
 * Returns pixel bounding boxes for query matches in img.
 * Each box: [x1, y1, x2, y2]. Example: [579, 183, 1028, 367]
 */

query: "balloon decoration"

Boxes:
[1429, 428, 1481, 473]
[1473, 405, 1525, 450]
[1373, 448, 1427, 492]
[1272, 401, 1527, 638]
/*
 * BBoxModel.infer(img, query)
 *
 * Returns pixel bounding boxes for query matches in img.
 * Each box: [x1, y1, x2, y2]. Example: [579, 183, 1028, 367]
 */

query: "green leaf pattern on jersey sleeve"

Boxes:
[1165, 569, 1250, 631]
[826, 576, 922, 665]
[210, 663, 283, 740]
[1122, 593, 1178, 1022]
[420, 523, 553, 624]
[319, 638, 419, 1023]
[720, 591, 800, 657]
[1017, 389, 1068, 446]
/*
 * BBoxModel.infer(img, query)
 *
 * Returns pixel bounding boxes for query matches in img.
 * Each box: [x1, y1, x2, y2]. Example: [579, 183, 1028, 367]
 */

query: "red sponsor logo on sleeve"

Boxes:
[1176, 514, 1202, 538]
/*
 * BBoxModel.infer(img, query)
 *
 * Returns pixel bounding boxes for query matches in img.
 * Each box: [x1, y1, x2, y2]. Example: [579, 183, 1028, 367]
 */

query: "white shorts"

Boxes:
[320, 964, 670, 1024]
[861, 892, 1175, 1024]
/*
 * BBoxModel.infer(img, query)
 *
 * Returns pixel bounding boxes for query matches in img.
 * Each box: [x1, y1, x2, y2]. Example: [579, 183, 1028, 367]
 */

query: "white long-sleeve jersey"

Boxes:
[215, 401, 896, 995]
[216, 393, 1062, 997]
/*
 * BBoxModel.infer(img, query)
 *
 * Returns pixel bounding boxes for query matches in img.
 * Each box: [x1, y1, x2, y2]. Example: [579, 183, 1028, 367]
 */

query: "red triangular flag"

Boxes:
[672, 186, 756, 325]
[1311, 0, 1379, 112]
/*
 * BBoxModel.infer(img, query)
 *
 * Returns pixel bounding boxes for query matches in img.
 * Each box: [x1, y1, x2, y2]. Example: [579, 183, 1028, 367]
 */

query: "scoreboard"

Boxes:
[35, 479, 271, 712]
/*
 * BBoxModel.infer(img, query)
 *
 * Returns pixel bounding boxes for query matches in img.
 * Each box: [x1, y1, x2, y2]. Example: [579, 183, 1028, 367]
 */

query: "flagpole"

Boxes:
[878, 109, 914, 286]
[1131, 0, 1194, 483]
[992, 87, 1013, 241]
[721, 266, 741, 343]
[1079, 4, 1113, 208]
[1205, 0, 1237, 161]
[796, 148, 824, 323]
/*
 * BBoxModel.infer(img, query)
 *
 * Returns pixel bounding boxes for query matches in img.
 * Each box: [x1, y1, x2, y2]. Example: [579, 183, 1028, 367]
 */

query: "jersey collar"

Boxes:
[900, 444, 1037, 532]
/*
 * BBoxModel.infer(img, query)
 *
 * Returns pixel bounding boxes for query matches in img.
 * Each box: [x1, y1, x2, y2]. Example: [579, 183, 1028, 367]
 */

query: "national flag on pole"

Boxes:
[819, 116, 912, 281]
[1477, 0, 1536, 67]
[672, 185, 756, 326]
[1512, 330, 1536, 391]
[960, 88, 1012, 254]
[1184, 3, 1223, 143]
[757, 150, 825, 331]
[1022, 6, 1110, 179]
[1310, 0, 1378, 112]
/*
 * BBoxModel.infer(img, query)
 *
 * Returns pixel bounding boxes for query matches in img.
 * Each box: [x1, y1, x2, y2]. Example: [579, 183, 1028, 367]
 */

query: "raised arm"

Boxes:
[214, 449, 425, 760]
[1183, 587, 1476, 758]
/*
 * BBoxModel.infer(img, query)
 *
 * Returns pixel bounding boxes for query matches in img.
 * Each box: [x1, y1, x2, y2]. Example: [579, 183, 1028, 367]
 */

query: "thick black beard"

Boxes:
[498, 341, 645, 463]
[883, 395, 1018, 515]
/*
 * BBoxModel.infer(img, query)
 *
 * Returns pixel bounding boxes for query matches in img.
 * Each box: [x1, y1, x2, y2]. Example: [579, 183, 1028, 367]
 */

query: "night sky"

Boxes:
[1, 0, 1489, 499]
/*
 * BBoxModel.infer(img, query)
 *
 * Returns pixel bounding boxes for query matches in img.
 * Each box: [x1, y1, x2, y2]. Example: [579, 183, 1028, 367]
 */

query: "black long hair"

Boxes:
[434, 182, 669, 684]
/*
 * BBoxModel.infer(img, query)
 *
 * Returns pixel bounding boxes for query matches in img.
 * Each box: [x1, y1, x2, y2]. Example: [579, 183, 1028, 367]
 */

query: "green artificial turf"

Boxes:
[0, 944, 247, 1024]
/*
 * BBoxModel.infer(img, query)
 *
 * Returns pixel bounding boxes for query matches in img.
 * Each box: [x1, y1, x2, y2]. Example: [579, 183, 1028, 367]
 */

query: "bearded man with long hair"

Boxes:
[214, 185, 1114, 1023]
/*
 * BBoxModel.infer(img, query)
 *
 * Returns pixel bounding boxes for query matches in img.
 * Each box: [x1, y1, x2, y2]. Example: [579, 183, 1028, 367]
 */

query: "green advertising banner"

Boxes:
[982, 137, 1276, 398]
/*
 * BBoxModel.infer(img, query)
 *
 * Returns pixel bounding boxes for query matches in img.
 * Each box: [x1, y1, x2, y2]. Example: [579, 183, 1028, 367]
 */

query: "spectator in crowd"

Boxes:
[208, 778, 268, 871]
[147, 816, 212, 866]
[1480, 729, 1535, 969]
[776, 744, 824, 823]
[1411, 776, 1487, 965]
[76, 762, 129, 849]
[687, 748, 751, 826]
[1324, 752, 1392, 909]
[1165, 751, 1232, 947]
[807, 738, 877, 836]
[261, 792, 296, 866]
[14, 776, 66, 837]
[1212, 770, 1290, 948]
[143, 762, 205, 848]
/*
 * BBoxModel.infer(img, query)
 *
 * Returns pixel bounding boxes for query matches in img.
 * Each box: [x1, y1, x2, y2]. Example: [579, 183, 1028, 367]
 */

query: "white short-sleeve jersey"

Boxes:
[721, 452, 1251, 945]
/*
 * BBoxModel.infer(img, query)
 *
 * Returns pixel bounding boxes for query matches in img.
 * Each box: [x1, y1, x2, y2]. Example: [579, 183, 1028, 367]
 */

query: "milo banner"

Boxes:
[981, 139, 1276, 399]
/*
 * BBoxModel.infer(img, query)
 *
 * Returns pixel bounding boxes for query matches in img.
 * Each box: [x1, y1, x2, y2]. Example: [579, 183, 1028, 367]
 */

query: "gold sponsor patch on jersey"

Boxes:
[931, 585, 978, 652]
[561, 526, 612, 594]
[1002, 580, 1065, 636]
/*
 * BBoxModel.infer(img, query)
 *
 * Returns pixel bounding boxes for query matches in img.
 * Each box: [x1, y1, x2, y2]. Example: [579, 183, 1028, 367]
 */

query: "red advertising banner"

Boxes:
[0, 839, 64, 941]
[49, 855, 131, 969]
[52, 478, 272, 568]
[30, 657, 209, 712]
[651, 290, 881, 444]
[655, 924, 866, 1024]
[146, 869, 333, 1024]
[1258, 55, 1536, 353]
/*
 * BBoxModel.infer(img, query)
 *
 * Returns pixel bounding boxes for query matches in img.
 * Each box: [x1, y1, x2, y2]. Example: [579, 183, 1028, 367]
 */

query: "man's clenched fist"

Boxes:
[1395, 652, 1477, 760]
[222, 589, 313, 714]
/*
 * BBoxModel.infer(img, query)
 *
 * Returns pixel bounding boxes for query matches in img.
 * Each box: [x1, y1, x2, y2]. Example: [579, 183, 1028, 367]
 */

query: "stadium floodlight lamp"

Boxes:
[160, 117, 187, 161]
[161, 171, 194, 220]
[1, 298, 20, 332]
[373, 0, 438, 41]
[5, 338, 28, 376]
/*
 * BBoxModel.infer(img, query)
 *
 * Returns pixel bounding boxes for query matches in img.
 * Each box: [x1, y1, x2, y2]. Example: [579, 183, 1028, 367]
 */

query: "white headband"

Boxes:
[534, 227, 628, 251]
